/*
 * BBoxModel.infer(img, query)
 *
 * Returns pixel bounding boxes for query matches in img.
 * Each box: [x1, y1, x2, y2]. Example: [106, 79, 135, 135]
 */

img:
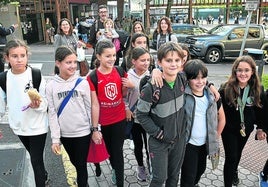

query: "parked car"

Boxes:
[185, 24, 268, 63]
[151, 24, 208, 49]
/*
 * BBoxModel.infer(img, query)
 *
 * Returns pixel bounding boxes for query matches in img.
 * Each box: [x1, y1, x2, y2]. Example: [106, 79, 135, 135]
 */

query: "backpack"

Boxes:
[139, 72, 186, 108]
[116, 30, 129, 56]
[0, 67, 41, 93]
[89, 66, 124, 95]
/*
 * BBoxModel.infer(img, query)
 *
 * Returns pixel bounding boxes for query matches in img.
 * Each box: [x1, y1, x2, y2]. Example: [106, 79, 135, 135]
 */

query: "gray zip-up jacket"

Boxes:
[136, 76, 186, 143]
[184, 85, 219, 156]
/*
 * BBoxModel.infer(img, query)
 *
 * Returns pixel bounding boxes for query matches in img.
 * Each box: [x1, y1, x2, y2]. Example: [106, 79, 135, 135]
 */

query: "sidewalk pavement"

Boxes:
[1, 42, 267, 187]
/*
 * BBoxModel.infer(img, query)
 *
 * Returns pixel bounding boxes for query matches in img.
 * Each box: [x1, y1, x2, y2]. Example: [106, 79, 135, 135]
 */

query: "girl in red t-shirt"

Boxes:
[87, 39, 133, 186]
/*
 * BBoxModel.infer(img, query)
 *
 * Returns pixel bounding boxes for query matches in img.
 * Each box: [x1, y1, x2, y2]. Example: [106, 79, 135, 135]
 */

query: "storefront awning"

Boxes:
[68, 0, 90, 4]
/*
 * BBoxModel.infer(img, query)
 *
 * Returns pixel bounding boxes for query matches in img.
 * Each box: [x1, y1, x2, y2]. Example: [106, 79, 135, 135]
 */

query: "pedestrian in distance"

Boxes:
[180, 59, 226, 187]
[219, 55, 268, 187]
[96, 18, 119, 42]
[87, 39, 133, 187]
[124, 21, 146, 52]
[121, 32, 155, 73]
[0, 23, 18, 72]
[77, 17, 91, 43]
[155, 16, 177, 50]
[125, 46, 151, 181]
[88, 4, 109, 69]
[46, 45, 99, 187]
[54, 18, 85, 75]
[45, 17, 55, 44]
[136, 42, 188, 187]
[0, 39, 49, 187]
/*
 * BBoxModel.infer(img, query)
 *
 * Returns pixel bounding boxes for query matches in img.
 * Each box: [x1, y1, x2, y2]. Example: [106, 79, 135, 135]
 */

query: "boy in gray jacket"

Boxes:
[136, 42, 189, 187]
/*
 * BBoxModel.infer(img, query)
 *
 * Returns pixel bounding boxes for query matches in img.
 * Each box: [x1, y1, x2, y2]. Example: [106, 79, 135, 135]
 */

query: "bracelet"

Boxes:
[208, 82, 214, 88]
[91, 124, 101, 132]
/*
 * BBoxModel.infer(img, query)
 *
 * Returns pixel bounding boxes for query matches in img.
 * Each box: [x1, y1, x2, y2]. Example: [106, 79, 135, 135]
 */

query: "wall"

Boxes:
[0, 4, 23, 42]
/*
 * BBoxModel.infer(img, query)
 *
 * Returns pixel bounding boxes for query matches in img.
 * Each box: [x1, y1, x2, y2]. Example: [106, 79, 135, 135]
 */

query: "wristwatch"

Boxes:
[91, 124, 101, 132]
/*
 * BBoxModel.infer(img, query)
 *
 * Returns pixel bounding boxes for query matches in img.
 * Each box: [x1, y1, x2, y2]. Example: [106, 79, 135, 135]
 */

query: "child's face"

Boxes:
[188, 72, 207, 96]
[56, 54, 77, 80]
[5, 46, 28, 74]
[134, 24, 143, 33]
[132, 53, 150, 73]
[97, 47, 116, 69]
[132, 36, 147, 49]
[158, 51, 182, 78]
[235, 61, 253, 88]
[105, 21, 113, 29]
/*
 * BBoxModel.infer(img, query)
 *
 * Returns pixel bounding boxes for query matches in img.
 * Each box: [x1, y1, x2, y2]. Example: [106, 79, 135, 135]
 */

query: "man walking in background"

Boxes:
[88, 4, 108, 69]
[0, 23, 18, 72]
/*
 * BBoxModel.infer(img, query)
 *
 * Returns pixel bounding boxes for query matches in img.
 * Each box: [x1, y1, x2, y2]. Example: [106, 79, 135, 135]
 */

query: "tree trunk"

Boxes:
[117, 0, 124, 20]
[166, 0, 172, 18]
[145, 0, 150, 34]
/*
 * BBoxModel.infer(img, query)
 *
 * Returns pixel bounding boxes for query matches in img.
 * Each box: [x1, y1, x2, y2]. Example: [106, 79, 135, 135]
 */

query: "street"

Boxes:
[0, 43, 267, 187]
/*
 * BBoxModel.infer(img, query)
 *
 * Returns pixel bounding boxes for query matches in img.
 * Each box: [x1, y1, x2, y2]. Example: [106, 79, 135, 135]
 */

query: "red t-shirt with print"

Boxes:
[88, 67, 127, 126]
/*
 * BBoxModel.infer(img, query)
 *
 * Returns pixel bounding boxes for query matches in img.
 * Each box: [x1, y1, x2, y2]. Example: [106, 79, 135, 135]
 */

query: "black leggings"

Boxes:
[263, 159, 268, 176]
[131, 122, 149, 167]
[180, 143, 207, 187]
[61, 134, 90, 187]
[0, 53, 4, 72]
[221, 130, 250, 187]
[18, 133, 47, 187]
[102, 120, 125, 187]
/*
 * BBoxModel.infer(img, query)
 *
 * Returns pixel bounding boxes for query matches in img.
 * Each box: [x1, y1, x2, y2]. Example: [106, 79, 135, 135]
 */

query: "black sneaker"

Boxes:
[95, 163, 101, 177]
[232, 171, 240, 186]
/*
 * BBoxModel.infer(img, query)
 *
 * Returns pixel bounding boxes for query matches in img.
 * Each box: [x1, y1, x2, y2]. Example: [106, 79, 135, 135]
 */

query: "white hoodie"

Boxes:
[46, 74, 91, 144]
[0, 67, 48, 136]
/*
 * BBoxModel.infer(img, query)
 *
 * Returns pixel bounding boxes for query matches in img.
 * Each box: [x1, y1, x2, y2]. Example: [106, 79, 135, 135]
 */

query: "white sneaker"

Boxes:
[129, 140, 134, 149]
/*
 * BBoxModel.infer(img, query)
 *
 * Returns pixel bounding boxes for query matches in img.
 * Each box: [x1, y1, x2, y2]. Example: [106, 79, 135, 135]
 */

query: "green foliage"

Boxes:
[0, 0, 18, 6]
[262, 74, 268, 90]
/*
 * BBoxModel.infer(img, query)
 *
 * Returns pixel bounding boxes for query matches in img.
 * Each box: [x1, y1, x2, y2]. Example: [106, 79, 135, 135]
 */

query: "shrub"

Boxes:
[262, 74, 268, 90]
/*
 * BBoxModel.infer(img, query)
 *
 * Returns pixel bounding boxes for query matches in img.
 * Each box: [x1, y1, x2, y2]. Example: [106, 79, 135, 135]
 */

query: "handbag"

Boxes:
[76, 47, 85, 62]
[79, 59, 89, 76]
[87, 138, 110, 163]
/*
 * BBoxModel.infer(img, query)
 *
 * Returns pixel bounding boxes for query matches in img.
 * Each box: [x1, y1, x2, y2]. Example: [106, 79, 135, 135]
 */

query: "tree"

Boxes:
[0, 0, 17, 6]
[166, 0, 173, 18]
[117, 0, 124, 20]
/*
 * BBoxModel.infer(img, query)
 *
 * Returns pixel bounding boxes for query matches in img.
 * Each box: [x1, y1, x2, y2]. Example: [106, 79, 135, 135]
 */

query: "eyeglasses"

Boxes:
[235, 68, 252, 74]
[99, 11, 107, 14]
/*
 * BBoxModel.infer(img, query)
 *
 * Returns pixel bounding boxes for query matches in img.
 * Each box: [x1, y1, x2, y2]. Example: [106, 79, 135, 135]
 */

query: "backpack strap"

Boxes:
[89, 66, 125, 95]
[89, 69, 98, 94]
[0, 71, 7, 93]
[139, 75, 160, 109]
[0, 67, 41, 93]
[31, 68, 41, 91]
[114, 66, 124, 77]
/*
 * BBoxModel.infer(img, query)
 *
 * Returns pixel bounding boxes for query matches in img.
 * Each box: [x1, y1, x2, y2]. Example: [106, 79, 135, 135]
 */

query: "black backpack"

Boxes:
[89, 66, 124, 95]
[0, 67, 41, 93]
